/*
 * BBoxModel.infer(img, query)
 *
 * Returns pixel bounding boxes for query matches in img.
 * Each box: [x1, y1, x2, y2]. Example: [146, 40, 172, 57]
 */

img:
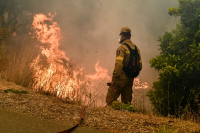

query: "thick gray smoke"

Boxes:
[16, 0, 179, 85]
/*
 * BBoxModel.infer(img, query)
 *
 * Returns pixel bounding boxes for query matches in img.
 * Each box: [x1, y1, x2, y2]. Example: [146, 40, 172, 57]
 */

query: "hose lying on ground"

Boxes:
[56, 105, 85, 133]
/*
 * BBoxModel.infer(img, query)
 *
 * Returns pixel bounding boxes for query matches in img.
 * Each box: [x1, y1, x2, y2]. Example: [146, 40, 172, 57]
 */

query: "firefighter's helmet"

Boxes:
[120, 27, 131, 35]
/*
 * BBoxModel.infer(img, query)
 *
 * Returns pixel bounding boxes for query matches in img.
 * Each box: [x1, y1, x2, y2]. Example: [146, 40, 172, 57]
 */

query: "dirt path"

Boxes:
[0, 80, 200, 133]
[0, 108, 104, 133]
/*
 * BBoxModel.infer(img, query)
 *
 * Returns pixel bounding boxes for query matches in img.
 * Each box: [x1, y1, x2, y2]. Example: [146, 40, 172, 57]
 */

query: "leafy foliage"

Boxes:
[112, 100, 136, 112]
[148, 0, 200, 116]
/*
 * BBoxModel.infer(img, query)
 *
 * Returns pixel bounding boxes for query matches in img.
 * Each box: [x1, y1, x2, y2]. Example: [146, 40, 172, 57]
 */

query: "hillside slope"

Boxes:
[0, 80, 200, 133]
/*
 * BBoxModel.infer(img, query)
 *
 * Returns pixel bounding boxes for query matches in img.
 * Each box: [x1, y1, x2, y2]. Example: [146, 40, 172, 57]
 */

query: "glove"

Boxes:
[107, 81, 115, 87]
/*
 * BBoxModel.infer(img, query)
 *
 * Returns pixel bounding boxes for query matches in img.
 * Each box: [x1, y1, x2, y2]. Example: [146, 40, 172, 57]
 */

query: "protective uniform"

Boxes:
[106, 27, 142, 105]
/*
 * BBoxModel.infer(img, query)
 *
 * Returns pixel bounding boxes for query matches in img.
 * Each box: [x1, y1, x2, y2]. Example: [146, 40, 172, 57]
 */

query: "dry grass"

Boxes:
[0, 40, 38, 87]
[0, 37, 151, 110]
[132, 88, 152, 114]
[0, 80, 200, 133]
[1, 38, 199, 133]
[0, 40, 96, 105]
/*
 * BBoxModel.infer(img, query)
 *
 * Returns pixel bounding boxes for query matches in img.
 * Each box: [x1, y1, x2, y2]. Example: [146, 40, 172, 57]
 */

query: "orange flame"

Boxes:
[13, 32, 17, 36]
[30, 13, 146, 105]
[30, 13, 86, 100]
[85, 61, 111, 81]
[133, 78, 149, 89]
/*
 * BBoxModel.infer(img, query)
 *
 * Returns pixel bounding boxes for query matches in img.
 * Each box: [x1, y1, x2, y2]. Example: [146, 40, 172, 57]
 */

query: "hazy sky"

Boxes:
[16, 0, 179, 85]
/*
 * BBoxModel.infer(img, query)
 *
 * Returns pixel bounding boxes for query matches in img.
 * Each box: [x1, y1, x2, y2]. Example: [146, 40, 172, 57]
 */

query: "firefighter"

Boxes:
[106, 27, 142, 105]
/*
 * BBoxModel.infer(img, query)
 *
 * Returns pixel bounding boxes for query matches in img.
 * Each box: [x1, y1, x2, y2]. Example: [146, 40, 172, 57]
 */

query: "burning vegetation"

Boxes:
[30, 13, 86, 101]
[29, 13, 149, 106]
[30, 13, 114, 103]
[0, 0, 150, 108]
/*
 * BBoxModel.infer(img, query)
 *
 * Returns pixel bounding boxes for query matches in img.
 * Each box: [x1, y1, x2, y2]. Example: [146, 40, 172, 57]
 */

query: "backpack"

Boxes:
[122, 43, 140, 78]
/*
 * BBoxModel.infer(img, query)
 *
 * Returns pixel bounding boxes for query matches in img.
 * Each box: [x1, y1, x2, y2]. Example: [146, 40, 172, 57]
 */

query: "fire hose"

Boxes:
[56, 82, 112, 132]
[56, 105, 85, 133]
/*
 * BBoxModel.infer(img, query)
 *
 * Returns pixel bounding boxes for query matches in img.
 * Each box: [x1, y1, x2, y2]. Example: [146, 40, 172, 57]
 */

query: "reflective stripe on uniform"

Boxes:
[126, 51, 130, 54]
[116, 56, 124, 61]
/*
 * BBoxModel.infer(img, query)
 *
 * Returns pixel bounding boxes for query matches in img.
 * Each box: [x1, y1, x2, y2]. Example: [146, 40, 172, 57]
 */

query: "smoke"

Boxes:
[14, 0, 179, 85]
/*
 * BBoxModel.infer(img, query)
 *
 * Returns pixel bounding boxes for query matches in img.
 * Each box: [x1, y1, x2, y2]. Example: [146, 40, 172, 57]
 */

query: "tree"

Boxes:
[0, 0, 18, 52]
[147, 0, 200, 116]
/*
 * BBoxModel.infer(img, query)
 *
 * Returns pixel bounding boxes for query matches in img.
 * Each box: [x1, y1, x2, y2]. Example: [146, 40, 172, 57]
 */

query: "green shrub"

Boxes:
[148, 0, 200, 116]
[112, 101, 136, 112]
[154, 125, 175, 133]
[4, 89, 29, 94]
